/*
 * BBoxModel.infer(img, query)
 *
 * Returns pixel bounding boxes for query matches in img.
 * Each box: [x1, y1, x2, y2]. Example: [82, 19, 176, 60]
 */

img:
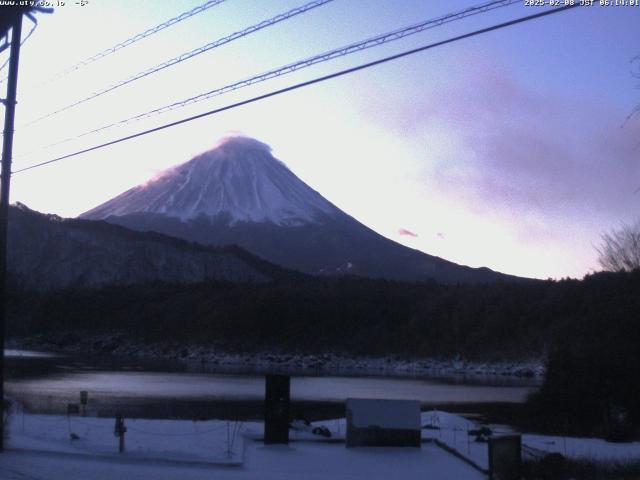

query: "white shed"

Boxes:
[346, 398, 421, 448]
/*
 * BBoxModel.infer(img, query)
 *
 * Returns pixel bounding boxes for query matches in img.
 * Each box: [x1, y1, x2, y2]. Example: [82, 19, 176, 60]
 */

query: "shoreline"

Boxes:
[8, 332, 546, 382]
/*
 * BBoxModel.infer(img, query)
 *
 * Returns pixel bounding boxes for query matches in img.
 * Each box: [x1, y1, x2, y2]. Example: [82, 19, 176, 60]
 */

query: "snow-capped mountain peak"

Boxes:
[82, 136, 337, 226]
[81, 136, 515, 284]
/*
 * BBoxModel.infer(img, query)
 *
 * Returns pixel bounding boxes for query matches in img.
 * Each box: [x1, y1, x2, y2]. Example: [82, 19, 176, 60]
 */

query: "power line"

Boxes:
[1, 0, 228, 85]
[0, 18, 37, 75]
[0, 56, 9, 76]
[0, 37, 9, 74]
[12, 4, 580, 175]
[0, 34, 8, 55]
[14, 0, 519, 157]
[36, 0, 519, 151]
[21, 0, 335, 127]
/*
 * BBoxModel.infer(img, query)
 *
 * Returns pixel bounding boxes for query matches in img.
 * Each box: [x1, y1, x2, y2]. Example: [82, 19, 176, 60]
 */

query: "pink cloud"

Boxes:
[368, 55, 640, 231]
[398, 228, 418, 237]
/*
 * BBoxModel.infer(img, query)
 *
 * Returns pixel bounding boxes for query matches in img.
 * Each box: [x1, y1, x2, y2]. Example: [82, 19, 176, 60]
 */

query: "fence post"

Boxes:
[114, 413, 126, 453]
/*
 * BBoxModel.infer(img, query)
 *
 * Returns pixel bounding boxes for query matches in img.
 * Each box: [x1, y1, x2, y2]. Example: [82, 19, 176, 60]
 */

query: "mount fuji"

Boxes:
[81, 136, 513, 283]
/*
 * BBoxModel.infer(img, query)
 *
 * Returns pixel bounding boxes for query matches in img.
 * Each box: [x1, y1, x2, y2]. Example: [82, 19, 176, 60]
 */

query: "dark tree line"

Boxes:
[7, 269, 640, 436]
[526, 271, 640, 437]
[7, 271, 639, 360]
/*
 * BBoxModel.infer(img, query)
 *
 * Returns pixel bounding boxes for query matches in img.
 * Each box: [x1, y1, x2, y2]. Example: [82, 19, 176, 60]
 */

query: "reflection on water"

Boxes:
[4, 350, 537, 419]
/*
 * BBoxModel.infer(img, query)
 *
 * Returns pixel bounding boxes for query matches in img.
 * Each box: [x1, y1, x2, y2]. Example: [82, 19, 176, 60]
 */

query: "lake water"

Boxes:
[4, 349, 537, 420]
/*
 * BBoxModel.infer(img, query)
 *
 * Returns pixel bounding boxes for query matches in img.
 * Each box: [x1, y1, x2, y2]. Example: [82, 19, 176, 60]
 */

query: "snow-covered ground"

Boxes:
[2, 410, 485, 480]
[3, 407, 639, 479]
[522, 433, 640, 461]
[421, 410, 640, 471]
[8, 413, 244, 465]
[0, 443, 486, 480]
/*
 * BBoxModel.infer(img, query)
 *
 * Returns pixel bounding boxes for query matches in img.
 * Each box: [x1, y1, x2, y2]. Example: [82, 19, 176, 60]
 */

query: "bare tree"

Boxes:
[597, 221, 640, 272]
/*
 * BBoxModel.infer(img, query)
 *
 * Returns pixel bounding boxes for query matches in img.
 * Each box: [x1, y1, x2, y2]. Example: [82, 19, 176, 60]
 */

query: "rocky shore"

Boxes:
[9, 332, 545, 381]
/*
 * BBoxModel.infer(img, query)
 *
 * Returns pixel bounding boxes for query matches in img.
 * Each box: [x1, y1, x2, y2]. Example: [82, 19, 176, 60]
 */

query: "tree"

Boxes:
[597, 221, 640, 272]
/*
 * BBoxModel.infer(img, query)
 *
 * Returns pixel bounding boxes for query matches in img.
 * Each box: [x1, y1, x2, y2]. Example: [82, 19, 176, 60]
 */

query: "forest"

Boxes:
[7, 268, 640, 436]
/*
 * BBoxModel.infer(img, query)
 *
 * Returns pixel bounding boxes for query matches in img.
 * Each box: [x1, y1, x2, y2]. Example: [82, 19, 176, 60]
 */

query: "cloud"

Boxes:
[355, 53, 640, 277]
[371, 56, 640, 236]
[213, 135, 273, 154]
[435, 95, 640, 224]
[398, 228, 418, 237]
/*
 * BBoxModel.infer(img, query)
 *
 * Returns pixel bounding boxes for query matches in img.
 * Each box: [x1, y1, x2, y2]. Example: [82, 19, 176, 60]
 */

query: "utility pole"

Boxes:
[0, 11, 23, 453]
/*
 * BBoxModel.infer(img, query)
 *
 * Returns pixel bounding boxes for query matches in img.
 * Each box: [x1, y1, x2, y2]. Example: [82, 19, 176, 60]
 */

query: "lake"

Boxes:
[4, 349, 537, 420]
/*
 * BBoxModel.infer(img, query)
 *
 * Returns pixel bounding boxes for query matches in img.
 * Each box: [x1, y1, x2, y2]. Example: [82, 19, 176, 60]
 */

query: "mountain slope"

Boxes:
[81, 136, 517, 284]
[83, 137, 338, 226]
[8, 204, 279, 290]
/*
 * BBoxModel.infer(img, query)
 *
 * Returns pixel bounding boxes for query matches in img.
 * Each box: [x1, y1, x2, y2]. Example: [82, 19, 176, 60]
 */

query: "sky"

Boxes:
[2, 0, 639, 280]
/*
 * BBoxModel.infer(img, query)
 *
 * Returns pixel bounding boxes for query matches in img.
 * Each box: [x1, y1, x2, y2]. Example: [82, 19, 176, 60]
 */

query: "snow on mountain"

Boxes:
[82, 137, 338, 226]
[81, 136, 518, 284]
[8, 204, 274, 290]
